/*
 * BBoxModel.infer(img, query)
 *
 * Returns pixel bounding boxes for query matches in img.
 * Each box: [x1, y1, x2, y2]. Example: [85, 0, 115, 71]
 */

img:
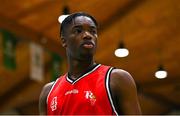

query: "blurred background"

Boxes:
[0, 0, 180, 115]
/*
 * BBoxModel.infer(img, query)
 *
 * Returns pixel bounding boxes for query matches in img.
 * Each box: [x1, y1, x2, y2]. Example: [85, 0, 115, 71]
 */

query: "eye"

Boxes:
[90, 29, 97, 34]
[74, 28, 82, 34]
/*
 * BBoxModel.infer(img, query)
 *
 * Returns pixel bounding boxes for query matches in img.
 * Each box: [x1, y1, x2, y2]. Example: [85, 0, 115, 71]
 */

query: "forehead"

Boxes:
[72, 16, 96, 27]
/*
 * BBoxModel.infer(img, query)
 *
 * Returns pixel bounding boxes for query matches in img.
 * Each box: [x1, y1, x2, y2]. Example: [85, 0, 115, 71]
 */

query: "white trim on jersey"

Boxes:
[106, 67, 118, 115]
[66, 64, 101, 84]
[46, 78, 60, 104]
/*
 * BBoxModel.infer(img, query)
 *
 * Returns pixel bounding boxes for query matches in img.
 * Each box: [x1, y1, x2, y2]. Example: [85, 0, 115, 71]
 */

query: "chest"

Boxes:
[49, 75, 109, 113]
[47, 65, 114, 115]
[52, 75, 106, 106]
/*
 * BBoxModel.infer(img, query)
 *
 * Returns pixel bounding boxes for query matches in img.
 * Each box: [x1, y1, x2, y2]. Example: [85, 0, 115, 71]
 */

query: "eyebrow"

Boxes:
[72, 25, 97, 29]
[73, 25, 82, 28]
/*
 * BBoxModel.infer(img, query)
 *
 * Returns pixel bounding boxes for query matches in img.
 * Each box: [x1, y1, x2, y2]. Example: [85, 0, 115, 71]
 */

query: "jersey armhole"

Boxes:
[46, 78, 60, 104]
[105, 67, 119, 115]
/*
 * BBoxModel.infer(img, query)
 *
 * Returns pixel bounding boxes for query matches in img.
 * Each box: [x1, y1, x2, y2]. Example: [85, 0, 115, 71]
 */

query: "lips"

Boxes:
[81, 41, 94, 49]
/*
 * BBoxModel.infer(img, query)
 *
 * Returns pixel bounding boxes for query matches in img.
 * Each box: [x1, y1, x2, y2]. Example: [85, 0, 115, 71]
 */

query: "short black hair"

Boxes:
[60, 12, 98, 37]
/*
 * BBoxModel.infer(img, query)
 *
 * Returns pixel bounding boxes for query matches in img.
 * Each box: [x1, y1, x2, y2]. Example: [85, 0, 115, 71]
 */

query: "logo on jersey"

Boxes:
[50, 96, 57, 111]
[65, 89, 79, 96]
[84, 91, 96, 105]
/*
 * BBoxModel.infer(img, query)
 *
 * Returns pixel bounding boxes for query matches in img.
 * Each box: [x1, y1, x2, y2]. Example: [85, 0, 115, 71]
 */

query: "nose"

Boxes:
[82, 31, 92, 40]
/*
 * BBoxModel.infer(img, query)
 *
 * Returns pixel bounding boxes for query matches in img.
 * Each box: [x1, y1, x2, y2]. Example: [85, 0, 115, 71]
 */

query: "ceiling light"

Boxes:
[114, 41, 129, 57]
[58, 6, 70, 24]
[58, 15, 69, 24]
[155, 64, 167, 79]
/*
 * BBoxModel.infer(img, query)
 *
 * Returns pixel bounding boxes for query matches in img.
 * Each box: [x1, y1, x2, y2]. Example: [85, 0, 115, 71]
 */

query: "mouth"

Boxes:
[81, 41, 94, 49]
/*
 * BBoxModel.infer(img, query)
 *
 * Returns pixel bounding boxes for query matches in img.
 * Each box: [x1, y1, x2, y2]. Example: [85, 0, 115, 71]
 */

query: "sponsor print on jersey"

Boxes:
[65, 89, 79, 96]
[84, 91, 96, 105]
[51, 96, 57, 111]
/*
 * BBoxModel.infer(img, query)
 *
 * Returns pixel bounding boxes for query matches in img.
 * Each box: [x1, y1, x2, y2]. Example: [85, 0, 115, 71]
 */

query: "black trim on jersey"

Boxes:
[105, 67, 119, 115]
[66, 64, 101, 84]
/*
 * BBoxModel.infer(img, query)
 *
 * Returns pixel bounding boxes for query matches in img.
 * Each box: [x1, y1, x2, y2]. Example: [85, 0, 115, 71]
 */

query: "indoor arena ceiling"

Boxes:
[0, 0, 180, 114]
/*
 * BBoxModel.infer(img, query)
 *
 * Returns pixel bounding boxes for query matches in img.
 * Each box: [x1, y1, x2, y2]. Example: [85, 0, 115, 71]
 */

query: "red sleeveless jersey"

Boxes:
[47, 64, 118, 115]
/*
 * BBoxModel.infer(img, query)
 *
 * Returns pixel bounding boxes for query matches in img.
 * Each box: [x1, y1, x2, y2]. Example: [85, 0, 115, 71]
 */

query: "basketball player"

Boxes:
[39, 12, 141, 115]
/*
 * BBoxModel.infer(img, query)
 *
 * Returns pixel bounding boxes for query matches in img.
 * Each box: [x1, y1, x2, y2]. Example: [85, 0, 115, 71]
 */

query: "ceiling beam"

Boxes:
[138, 92, 170, 114]
[99, 0, 145, 34]
[15, 0, 61, 19]
[139, 91, 180, 110]
[0, 13, 66, 57]
[138, 76, 180, 88]
[41, 0, 146, 36]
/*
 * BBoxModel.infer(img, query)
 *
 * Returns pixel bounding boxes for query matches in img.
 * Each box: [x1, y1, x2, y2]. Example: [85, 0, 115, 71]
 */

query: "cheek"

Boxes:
[94, 34, 98, 38]
[67, 38, 80, 49]
[94, 36, 98, 44]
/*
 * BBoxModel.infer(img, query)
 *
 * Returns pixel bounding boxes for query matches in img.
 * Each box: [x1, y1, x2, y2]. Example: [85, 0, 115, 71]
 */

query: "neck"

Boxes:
[67, 56, 96, 80]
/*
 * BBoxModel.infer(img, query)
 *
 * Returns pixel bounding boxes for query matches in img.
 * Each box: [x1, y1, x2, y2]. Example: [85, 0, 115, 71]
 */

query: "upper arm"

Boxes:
[39, 82, 54, 115]
[110, 69, 141, 115]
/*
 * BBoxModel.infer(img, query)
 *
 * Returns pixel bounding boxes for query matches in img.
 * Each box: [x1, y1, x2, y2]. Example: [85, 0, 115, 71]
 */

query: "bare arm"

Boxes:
[110, 69, 141, 115]
[39, 82, 54, 115]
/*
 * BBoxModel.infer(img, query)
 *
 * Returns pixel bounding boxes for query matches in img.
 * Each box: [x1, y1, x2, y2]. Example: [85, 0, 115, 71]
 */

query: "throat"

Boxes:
[68, 62, 97, 81]
[68, 74, 79, 81]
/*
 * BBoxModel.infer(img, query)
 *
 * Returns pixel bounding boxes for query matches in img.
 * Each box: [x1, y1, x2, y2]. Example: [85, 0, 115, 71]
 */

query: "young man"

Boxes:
[39, 12, 141, 115]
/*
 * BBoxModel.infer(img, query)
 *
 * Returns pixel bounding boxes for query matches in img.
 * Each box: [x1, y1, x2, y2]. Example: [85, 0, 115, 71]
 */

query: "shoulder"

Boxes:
[109, 68, 142, 114]
[110, 68, 137, 95]
[44, 82, 54, 91]
[110, 68, 135, 84]
[40, 81, 54, 98]
[39, 82, 55, 105]
[39, 81, 54, 114]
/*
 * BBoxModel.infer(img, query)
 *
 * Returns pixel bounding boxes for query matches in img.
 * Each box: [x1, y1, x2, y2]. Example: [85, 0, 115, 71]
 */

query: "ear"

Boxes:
[61, 37, 67, 47]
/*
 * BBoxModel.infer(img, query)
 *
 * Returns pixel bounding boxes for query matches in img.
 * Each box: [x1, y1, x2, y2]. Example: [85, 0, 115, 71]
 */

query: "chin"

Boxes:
[77, 48, 96, 60]
[78, 52, 94, 60]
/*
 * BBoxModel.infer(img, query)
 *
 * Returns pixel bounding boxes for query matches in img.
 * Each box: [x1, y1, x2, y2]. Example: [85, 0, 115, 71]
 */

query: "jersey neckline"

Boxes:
[66, 64, 101, 84]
